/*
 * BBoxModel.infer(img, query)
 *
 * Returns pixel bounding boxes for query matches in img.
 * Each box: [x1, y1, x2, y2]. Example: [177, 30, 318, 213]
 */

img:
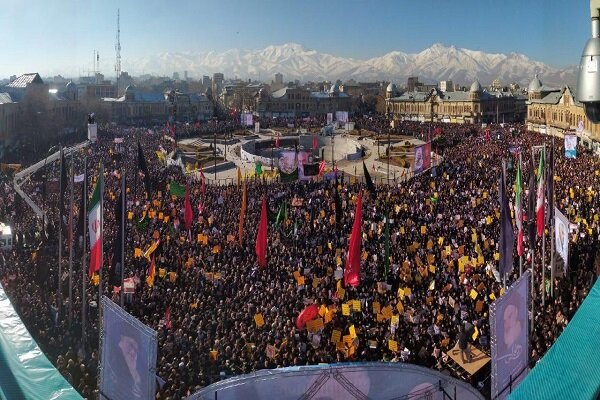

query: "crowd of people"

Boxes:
[0, 118, 598, 399]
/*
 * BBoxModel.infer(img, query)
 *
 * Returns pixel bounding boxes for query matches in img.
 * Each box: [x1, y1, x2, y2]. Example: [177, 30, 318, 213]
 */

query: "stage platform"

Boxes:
[446, 343, 491, 376]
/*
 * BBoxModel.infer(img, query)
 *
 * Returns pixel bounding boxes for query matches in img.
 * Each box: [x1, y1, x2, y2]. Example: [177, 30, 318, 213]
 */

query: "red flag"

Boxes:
[275, 134, 280, 149]
[164, 306, 171, 329]
[318, 160, 326, 176]
[536, 150, 546, 237]
[184, 184, 193, 230]
[312, 135, 318, 150]
[255, 197, 268, 268]
[296, 304, 319, 329]
[344, 193, 363, 287]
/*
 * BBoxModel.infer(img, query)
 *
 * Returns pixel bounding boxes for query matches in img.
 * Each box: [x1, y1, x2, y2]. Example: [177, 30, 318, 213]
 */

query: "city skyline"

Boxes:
[0, 0, 590, 79]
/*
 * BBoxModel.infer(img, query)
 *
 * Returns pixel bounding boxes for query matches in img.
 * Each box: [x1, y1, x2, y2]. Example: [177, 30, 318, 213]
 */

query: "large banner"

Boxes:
[279, 150, 299, 182]
[490, 271, 530, 399]
[100, 296, 158, 400]
[564, 134, 577, 159]
[414, 143, 431, 174]
[241, 113, 253, 127]
[327, 113, 333, 125]
[335, 111, 348, 123]
[555, 207, 569, 272]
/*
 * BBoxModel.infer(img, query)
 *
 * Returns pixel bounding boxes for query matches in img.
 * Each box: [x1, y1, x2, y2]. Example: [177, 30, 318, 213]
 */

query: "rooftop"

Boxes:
[7, 73, 44, 88]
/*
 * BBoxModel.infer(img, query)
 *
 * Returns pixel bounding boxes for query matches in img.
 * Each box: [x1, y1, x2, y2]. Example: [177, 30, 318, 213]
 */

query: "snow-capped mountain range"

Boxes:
[124, 43, 577, 87]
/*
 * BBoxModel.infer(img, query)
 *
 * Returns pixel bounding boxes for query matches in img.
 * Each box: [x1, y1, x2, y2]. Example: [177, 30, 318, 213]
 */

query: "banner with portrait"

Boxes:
[327, 113, 333, 125]
[564, 134, 577, 159]
[241, 113, 253, 127]
[335, 111, 348, 123]
[100, 296, 158, 400]
[279, 150, 299, 182]
[490, 270, 530, 399]
[555, 207, 569, 272]
[414, 143, 431, 174]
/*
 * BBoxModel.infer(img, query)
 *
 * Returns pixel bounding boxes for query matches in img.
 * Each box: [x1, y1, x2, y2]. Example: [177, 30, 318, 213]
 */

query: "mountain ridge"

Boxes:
[123, 42, 577, 87]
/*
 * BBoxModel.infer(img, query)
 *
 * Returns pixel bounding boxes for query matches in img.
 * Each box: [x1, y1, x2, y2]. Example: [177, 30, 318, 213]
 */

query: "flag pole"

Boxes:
[68, 151, 74, 326]
[81, 156, 87, 347]
[541, 145, 546, 307]
[530, 149, 535, 335]
[550, 139, 556, 298]
[519, 151, 523, 277]
[58, 145, 63, 320]
[98, 163, 104, 316]
[120, 174, 125, 307]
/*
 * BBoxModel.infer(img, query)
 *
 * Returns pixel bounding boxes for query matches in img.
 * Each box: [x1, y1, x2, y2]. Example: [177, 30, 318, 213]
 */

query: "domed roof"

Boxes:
[470, 80, 482, 92]
[386, 83, 397, 92]
[329, 84, 340, 94]
[528, 74, 542, 92]
[66, 81, 76, 91]
[125, 84, 136, 93]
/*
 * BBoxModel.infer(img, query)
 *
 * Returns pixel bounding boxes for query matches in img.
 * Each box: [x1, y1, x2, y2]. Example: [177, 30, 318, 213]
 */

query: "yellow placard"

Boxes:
[472, 326, 480, 341]
[349, 324, 357, 338]
[391, 315, 399, 326]
[337, 287, 345, 299]
[342, 303, 351, 316]
[169, 272, 177, 282]
[396, 301, 404, 313]
[438, 237, 444, 246]
[372, 301, 381, 314]
[127, 211, 133, 220]
[388, 340, 398, 352]
[158, 268, 166, 278]
[134, 248, 142, 258]
[209, 350, 218, 361]
[469, 289, 478, 300]
[92, 274, 99, 286]
[351, 299, 361, 312]
[296, 276, 305, 286]
[490, 293, 496, 301]
[428, 265, 436, 274]
[254, 313, 265, 327]
[312, 277, 320, 288]
[494, 252, 500, 261]
[421, 226, 427, 235]
[319, 305, 328, 317]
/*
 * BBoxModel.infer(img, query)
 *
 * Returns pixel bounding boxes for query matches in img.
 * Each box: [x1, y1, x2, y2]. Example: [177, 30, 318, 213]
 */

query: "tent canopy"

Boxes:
[510, 279, 600, 400]
[0, 283, 82, 400]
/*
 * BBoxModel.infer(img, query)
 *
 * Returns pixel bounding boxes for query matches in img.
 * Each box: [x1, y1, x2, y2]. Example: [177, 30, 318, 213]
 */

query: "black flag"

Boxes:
[362, 161, 376, 194]
[334, 174, 342, 229]
[499, 163, 515, 276]
[138, 141, 152, 195]
[110, 177, 125, 288]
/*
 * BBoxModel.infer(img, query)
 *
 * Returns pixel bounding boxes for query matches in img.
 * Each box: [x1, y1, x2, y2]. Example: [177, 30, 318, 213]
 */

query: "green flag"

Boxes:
[170, 181, 186, 198]
[255, 162, 263, 176]
[384, 214, 390, 279]
[137, 214, 149, 231]
[275, 203, 283, 227]
[294, 219, 298, 235]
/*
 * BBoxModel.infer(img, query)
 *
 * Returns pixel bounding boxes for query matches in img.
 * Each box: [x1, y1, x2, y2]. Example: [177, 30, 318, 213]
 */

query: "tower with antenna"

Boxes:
[115, 9, 121, 95]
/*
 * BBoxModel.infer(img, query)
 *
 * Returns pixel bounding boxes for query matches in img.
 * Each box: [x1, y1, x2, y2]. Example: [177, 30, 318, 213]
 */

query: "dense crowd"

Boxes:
[0, 118, 599, 399]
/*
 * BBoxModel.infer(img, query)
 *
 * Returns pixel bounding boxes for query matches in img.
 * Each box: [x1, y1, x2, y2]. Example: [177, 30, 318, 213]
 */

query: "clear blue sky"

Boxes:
[0, 0, 589, 78]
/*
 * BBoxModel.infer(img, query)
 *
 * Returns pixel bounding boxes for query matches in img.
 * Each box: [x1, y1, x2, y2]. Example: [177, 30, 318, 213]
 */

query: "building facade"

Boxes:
[0, 73, 83, 160]
[255, 85, 353, 118]
[385, 80, 525, 124]
[526, 74, 600, 150]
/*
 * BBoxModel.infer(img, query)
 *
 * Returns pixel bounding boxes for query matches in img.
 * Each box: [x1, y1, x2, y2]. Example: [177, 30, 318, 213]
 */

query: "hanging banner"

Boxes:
[414, 143, 431, 174]
[279, 151, 298, 182]
[241, 113, 253, 127]
[564, 134, 577, 159]
[490, 271, 530, 399]
[555, 207, 569, 272]
[254, 122, 260, 134]
[327, 113, 333, 125]
[335, 111, 348, 123]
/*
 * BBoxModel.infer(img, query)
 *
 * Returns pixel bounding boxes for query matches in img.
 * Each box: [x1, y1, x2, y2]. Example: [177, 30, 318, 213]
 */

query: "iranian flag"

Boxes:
[515, 156, 523, 256]
[536, 150, 545, 237]
[88, 170, 103, 277]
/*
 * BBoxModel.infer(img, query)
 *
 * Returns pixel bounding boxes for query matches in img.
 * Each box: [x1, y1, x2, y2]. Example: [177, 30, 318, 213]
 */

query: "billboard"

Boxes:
[490, 270, 530, 399]
[555, 207, 569, 272]
[414, 143, 431, 174]
[564, 134, 577, 159]
[99, 296, 158, 400]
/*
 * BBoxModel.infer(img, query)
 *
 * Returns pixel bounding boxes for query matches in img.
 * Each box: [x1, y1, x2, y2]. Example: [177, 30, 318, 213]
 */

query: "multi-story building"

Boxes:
[212, 73, 224, 98]
[385, 80, 525, 123]
[526, 74, 600, 150]
[165, 89, 214, 121]
[255, 84, 352, 118]
[0, 73, 83, 159]
[220, 82, 263, 112]
[275, 73, 283, 85]
[439, 80, 454, 92]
